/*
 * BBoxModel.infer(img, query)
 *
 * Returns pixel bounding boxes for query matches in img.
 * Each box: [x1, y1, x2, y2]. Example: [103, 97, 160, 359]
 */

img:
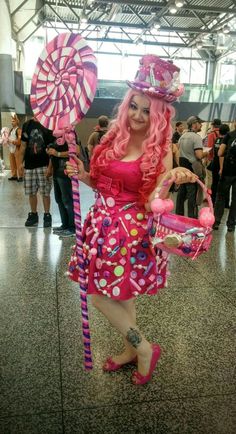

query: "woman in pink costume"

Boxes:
[67, 55, 197, 385]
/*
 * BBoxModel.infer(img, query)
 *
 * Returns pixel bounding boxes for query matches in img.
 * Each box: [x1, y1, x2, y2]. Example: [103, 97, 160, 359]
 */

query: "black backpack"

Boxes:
[79, 142, 90, 172]
[97, 130, 105, 144]
[224, 137, 236, 171]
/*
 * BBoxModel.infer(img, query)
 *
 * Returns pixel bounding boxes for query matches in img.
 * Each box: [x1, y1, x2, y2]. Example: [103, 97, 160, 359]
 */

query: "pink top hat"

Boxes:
[127, 54, 184, 103]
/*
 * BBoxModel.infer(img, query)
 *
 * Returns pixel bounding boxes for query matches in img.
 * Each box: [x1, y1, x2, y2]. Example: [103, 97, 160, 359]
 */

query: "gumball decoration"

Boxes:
[199, 209, 215, 227]
[164, 198, 174, 213]
[151, 198, 166, 215]
[199, 207, 210, 216]
[30, 32, 97, 371]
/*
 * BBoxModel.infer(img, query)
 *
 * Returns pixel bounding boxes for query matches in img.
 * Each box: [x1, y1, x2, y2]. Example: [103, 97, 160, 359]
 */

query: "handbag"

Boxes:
[150, 178, 214, 260]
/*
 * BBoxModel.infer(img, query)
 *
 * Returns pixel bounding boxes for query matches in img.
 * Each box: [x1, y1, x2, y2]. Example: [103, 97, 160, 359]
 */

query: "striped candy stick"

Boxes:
[65, 127, 93, 370]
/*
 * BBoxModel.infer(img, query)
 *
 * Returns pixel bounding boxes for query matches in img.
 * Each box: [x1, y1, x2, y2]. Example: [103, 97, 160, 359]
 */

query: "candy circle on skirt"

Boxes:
[97, 237, 104, 245]
[103, 217, 112, 226]
[120, 247, 127, 256]
[138, 279, 145, 286]
[109, 237, 117, 246]
[130, 228, 138, 236]
[99, 278, 107, 287]
[137, 251, 147, 261]
[30, 33, 97, 130]
[131, 271, 137, 279]
[136, 213, 144, 221]
[114, 265, 124, 277]
[106, 197, 115, 207]
[112, 286, 120, 297]
[125, 214, 132, 220]
[157, 275, 163, 284]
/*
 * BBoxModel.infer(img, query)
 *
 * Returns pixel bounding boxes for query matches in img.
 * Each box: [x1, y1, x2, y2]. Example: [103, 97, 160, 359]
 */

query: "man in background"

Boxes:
[172, 121, 184, 145]
[20, 116, 53, 227]
[175, 116, 206, 218]
[87, 115, 109, 158]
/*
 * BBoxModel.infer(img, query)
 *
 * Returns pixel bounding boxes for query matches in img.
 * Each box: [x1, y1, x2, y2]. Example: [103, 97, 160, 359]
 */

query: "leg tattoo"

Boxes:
[126, 328, 142, 348]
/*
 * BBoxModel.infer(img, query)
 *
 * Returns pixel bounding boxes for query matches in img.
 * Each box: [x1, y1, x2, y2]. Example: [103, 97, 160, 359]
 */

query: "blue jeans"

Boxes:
[214, 175, 236, 228]
[53, 177, 75, 230]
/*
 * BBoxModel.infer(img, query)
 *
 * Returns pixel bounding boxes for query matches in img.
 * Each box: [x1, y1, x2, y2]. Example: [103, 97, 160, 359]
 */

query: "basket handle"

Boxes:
[158, 176, 214, 214]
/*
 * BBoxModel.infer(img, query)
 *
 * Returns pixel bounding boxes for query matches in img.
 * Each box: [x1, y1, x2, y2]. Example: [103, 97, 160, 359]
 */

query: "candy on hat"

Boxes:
[127, 54, 184, 102]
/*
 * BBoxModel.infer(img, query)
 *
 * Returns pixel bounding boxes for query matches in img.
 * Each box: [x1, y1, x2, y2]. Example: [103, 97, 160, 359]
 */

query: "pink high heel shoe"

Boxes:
[103, 356, 137, 372]
[131, 344, 161, 385]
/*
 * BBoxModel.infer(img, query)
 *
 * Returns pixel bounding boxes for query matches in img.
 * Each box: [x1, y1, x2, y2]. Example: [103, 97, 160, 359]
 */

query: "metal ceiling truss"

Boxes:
[12, 0, 236, 61]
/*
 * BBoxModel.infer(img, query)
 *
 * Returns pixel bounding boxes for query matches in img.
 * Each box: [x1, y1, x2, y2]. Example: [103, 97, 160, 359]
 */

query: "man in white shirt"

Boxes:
[175, 116, 205, 218]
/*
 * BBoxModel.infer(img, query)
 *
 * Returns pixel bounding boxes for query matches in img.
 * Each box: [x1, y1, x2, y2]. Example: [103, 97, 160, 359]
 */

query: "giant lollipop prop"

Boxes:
[30, 33, 97, 370]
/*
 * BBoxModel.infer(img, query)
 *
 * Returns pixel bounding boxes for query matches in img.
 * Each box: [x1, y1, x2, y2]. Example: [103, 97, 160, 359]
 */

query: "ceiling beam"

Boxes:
[22, 17, 47, 43]
[93, 50, 203, 61]
[48, 4, 72, 31]
[98, 0, 236, 14]
[45, 1, 236, 15]
[11, 0, 29, 17]
[62, 0, 81, 22]
[44, 17, 236, 36]
[15, 6, 44, 35]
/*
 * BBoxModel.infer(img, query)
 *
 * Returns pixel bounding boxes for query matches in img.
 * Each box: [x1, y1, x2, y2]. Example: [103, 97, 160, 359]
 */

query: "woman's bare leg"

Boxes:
[92, 295, 153, 375]
[111, 298, 137, 365]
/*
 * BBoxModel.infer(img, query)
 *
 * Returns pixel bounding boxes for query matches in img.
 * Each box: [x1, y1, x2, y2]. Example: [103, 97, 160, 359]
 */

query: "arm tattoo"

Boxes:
[126, 328, 142, 348]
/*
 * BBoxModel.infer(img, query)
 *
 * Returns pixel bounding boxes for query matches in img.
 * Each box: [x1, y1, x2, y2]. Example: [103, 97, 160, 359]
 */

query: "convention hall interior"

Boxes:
[0, 1, 236, 433]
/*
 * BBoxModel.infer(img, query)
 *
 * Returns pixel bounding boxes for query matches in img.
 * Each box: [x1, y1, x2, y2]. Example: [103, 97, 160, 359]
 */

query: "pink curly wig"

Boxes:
[90, 89, 175, 203]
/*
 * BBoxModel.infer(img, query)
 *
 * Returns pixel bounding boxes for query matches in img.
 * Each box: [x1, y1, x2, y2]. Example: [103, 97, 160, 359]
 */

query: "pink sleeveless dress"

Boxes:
[69, 158, 169, 300]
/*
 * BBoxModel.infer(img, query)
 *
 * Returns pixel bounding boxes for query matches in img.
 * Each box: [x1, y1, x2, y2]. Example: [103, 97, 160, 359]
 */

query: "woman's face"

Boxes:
[128, 94, 150, 134]
[11, 118, 17, 128]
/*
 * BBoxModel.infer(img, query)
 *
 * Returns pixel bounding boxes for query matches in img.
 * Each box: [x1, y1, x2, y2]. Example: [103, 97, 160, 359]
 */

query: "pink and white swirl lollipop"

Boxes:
[30, 33, 97, 370]
[30, 33, 97, 130]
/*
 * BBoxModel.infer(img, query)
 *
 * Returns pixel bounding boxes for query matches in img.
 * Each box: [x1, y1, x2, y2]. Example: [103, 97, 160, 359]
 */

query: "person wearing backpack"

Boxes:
[8, 114, 23, 182]
[213, 121, 236, 232]
[87, 115, 109, 159]
[20, 116, 54, 227]
[205, 118, 221, 189]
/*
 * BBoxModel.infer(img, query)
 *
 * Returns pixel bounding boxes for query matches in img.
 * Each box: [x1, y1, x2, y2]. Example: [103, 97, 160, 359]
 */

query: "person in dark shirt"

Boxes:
[20, 117, 53, 227]
[46, 132, 81, 237]
[172, 121, 184, 144]
[211, 124, 230, 205]
[213, 120, 236, 232]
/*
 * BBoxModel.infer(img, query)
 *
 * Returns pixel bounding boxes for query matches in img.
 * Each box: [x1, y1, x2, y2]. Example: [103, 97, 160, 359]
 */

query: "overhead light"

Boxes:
[196, 42, 203, 49]
[175, 0, 184, 7]
[223, 25, 230, 34]
[81, 13, 88, 24]
[153, 20, 161, 30]
[169, 2, 177, 14]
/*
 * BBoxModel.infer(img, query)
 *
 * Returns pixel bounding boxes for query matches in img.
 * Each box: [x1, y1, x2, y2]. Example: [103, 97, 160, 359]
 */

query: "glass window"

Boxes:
[219, 64, 236, 85]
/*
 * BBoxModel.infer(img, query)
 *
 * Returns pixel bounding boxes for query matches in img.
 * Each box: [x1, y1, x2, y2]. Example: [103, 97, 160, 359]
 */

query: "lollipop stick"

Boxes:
[66, 127, 93, 370]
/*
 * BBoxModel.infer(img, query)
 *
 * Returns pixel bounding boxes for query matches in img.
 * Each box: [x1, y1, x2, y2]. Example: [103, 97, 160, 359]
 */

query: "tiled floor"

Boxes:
[0, 171, 236, 434]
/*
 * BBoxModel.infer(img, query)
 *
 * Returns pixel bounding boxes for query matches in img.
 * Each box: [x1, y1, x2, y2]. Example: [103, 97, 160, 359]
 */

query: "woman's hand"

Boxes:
[164, 167, 198, 185]
[65, 155, 86, 180]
